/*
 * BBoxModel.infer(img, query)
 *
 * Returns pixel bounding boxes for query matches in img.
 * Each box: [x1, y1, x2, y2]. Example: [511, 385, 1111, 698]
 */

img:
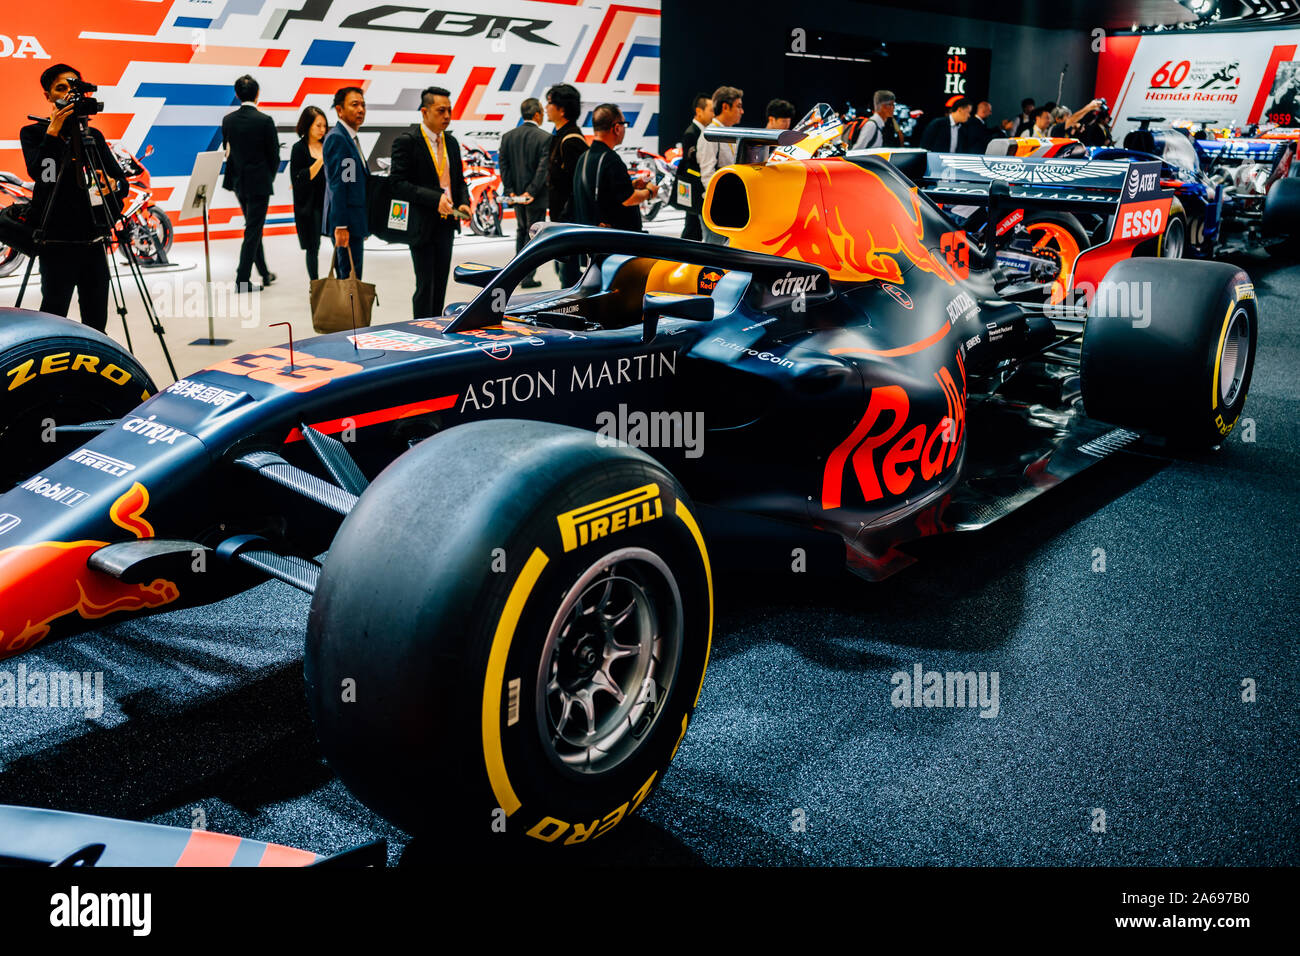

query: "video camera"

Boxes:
[58, 77, 103, 119]
[1082, 98, 1110, 126]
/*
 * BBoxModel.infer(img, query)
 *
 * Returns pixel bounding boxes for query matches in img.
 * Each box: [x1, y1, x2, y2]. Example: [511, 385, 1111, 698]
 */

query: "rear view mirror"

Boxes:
[455, 262, 503, 288]
[642, 292, 713, 343]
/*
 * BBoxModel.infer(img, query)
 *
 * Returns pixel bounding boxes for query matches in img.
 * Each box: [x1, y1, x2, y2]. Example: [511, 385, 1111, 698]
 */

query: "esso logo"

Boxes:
[1121, 206, 1164, 239]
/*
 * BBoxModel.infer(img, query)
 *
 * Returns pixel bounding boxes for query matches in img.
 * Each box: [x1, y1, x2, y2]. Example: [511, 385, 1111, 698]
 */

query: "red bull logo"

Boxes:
[698, 269, 724, 294]
[822, 355, 967, 510]
[0, 483, 180, 658]
[759, 162, 958, 286]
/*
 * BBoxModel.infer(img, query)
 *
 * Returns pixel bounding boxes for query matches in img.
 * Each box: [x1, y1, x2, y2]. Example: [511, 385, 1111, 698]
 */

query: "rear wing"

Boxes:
[854, 149, 1167, 216]
[701, 125, 807, 163]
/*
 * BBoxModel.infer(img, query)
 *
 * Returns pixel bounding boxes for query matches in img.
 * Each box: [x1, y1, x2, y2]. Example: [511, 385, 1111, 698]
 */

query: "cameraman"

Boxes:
[1077, 100, 1113, 147]
[19, 63, 127, 333]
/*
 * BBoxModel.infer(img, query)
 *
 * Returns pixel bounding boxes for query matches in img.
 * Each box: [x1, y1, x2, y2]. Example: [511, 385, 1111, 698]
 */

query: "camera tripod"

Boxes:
[15, 111, 177, 380]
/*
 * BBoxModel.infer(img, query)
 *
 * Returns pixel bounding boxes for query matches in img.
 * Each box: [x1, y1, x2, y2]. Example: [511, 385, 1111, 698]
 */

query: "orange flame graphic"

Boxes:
[760, 162, 958, 286]
[0, 483, 179, 658]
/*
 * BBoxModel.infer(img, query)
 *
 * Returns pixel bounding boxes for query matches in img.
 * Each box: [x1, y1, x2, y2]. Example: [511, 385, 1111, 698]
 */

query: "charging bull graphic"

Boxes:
[761, 161, 959, 286]
[0, 483, 179, 657]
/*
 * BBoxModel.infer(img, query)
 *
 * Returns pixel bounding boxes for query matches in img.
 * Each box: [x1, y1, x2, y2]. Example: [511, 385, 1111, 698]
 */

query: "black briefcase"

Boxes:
[367, 173, 414, 245]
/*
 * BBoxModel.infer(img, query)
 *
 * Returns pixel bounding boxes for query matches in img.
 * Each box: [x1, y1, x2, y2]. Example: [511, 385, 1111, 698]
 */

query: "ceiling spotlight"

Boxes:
[1183, 0, 1218, 17]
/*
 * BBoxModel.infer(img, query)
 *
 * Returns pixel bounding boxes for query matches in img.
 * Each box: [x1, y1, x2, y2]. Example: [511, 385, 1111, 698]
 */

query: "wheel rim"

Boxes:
[536, 547, 683, 775]
[1218, 306, 1251, 407]
[1023, 221, 1083, 303]
[1161, 217, 1186, 259]
[475, 196, 498, 233]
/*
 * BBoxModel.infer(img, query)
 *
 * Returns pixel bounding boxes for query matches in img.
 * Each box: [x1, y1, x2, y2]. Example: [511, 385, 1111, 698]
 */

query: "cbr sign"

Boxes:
[339, 7, 558, 45]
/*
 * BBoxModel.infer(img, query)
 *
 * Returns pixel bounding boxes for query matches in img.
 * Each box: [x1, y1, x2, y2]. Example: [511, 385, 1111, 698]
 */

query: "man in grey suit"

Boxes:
[498, 98, 551, 288]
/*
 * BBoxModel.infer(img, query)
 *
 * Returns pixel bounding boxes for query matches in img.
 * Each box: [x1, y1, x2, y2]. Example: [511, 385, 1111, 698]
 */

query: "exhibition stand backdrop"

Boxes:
[1098, 29, 1300, 137]
[0, 0, 662, 244]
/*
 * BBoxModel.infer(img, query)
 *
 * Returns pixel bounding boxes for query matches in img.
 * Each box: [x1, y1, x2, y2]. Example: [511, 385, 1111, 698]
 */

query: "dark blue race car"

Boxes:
[1093, 117, 1300, 259]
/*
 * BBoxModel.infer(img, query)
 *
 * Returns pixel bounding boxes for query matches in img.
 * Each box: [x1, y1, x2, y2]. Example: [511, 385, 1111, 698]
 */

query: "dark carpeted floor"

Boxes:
[2, 252, 1296, 866]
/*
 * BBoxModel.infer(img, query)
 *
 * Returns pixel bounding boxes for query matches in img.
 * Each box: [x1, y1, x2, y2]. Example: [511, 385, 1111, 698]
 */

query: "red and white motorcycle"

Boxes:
[0, 143, 172, 278]
[461, 146, 503, 237]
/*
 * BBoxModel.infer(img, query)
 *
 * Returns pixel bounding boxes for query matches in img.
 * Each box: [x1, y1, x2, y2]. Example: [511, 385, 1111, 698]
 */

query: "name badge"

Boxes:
[388, 199, 410, 231]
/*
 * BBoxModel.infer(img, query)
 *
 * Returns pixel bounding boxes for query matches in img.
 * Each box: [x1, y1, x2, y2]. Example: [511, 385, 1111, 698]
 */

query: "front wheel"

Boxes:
[0, 241, 24, 278]
[0, 310, 156, 487]
[1080, 259, 1256, 448]
[471, 191, 502, 236]
[305, 420, 713, 849]
[1157, 211, 1187, 259]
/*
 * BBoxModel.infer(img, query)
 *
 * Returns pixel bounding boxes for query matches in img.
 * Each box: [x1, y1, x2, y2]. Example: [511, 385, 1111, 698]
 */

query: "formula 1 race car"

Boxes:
[1086, 117, 1299, 259]
[0, 132, 1257, 852]
[779, 100, 1190, 303]
[863, 144, 1187, 303]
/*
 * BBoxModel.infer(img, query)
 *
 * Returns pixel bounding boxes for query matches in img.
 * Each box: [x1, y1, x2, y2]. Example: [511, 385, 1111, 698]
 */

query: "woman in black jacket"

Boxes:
[290, 106, 327, 280]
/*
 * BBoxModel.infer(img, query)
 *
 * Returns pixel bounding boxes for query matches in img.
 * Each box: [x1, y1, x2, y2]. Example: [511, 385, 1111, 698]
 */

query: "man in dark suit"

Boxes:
[920, 99, 983, 154]
[221, 74, 279, 291]
[322, 86, 369, 279]
[1013, 98, 1037, 137]
[389, 86, 471, 319]
[498, 97, 550, 288]
[975, 101, 1003, 145]
[676, 93, 712, 240]
[19, 63, 128, 333]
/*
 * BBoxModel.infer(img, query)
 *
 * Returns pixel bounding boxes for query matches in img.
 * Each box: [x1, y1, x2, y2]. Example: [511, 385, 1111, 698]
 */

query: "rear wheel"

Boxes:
[306, 420, 713, 850]
[1156, 210, 1187, 258]
[1080, 259, 1256, 448]
[1009, 212, 1089, 301]
[126, 208, 173, 264]
[1263, 178, 1300, 258]
[0, 311, 155, 487]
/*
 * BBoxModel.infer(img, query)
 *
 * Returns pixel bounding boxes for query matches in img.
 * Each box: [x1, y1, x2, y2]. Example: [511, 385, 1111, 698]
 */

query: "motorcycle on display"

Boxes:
[621, 146, 680, 222]
[0, 143, 173, 278]
[461, 146, 503, 237]
[0, 171, 33, 278]
[111, 143, 173, 266]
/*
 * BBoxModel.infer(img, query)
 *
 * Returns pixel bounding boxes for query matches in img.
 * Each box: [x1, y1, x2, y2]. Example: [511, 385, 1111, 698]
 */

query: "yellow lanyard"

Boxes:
[420, 125, 446, 179]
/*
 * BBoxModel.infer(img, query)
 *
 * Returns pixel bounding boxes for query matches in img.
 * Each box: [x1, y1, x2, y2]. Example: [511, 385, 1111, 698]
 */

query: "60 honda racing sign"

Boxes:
[1099, 30, 1300, 137]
